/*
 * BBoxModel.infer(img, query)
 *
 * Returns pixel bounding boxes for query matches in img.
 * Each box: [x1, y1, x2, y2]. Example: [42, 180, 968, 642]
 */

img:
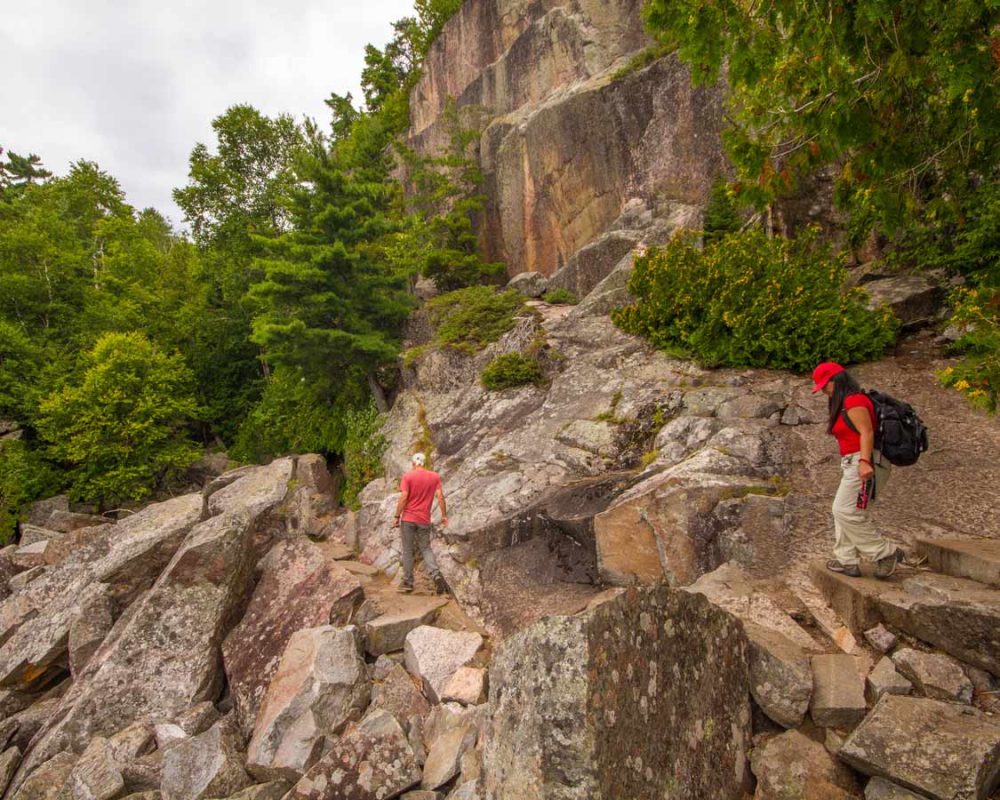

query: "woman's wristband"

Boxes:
[858, 458, 872, 465]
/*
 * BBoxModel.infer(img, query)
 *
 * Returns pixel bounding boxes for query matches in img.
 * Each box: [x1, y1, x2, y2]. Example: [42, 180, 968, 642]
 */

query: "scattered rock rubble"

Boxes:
[2, 448, 999, 800]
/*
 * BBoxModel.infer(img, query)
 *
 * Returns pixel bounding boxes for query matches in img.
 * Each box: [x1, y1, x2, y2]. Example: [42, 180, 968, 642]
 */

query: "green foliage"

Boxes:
[247, 120, 414, 409]
[612, 228, 898, 371]
[543, 287, 578, 305]
[481, 353, 544, 391]
[36, 332, 201, 507]
[398, 101, 505, 291]
[939, 281, 1000, 414]
[703, 178, 741, 245]
[341, 403, 387, 509]
[0, 146, 51, 197]
[427, 286, 525, 352]
[230, 366, 363, 463]
[643, 0, 1000, 237]
[0, 439, 62, 544]
[612, 42, 674, 80]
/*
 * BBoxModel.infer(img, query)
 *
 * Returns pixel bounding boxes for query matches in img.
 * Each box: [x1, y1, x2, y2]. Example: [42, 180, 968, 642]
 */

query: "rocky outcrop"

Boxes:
[285, 710, 421, 800]
[372, 306, 796, 635]
[839, 695, 1000, 800]
[0, 494, 204, 691]
[246, 625, 370, 781]
[18, 511, 258, 777]
[481, 585, 751, 799]
[222, 538, 363, 735]
[408, 0, 726, 279]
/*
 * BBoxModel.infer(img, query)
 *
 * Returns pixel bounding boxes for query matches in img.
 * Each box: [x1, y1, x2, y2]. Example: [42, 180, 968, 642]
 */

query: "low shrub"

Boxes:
[341, 403, 387, 510]
[543, 287, 578, 305]
[428, 286, 525, 352]
[939, 282, 999, 414]
[481, 353, 544, 391]
[612, 228, 898, 372]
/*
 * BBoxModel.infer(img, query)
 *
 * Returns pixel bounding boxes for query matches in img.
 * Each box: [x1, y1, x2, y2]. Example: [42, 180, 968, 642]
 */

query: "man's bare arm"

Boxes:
[436, 487, 449, 528]
[393, 490, 409, 527]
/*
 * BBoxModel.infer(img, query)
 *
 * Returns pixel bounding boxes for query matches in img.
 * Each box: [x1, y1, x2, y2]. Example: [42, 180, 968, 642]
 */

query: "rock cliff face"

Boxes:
[408, 0, 728, 279]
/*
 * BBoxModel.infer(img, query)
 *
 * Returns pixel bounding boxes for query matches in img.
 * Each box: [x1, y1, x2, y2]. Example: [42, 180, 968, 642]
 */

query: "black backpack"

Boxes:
[842, 390, 929, 466]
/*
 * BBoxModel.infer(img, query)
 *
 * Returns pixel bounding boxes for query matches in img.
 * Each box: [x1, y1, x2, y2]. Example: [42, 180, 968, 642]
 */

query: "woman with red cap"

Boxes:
[812, 362, 903, 578]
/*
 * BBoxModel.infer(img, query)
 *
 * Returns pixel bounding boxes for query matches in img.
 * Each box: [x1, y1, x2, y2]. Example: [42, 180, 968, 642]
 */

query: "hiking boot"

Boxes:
[826, 560, 861, 578]
[433, 575, 449, 595]
[400, 580, 413, 594]
[874, 548, 903, 579]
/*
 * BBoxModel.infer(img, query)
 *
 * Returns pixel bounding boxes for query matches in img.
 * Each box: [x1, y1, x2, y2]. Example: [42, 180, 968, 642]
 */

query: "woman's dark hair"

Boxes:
[827, 370, 862, 433]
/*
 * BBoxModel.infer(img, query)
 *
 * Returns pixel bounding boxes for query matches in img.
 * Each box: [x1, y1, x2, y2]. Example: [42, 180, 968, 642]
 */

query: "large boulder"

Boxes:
[810, 565, 1000, 677]
[0, 494, 203, 691]
[9, 751, 77, 800]
[750, 729, 860, 800]
[246, 625, 371, 781]
[863, 275, 943, 329]
[506, 272, 549, 299]
[481, 585, 752, 800]
[404, 627, 483, 704]
[17, 511, 258, 780]
[63, 737, 125, 800]
[370, 663, 431, 726]
[364, 596, 448, 657]
[421, 705, 481, 791]
[285, 709, 421, 800]
[839, 694, 1000, 800]
[594, 429, 785, 587]
[160, 718, 252, 800]
[222, 538, 363, 735]
[890, 648, 973, 704]
[686, 564, 820, 728]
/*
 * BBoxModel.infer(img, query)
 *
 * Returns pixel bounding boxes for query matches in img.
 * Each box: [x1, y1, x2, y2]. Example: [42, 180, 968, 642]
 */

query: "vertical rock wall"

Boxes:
[407, 0, 728, 279]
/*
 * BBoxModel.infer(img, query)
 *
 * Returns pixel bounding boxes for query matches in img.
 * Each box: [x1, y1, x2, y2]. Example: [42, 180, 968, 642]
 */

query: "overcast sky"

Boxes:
[1, 0, 415, 228]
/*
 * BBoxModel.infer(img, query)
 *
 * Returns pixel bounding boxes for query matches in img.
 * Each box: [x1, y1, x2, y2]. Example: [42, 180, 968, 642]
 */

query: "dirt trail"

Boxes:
[778, 329, 1000, 584]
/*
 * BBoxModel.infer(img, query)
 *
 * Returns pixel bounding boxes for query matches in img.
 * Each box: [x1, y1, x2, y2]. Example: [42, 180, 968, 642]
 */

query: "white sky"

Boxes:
[0, 0, 415, 227]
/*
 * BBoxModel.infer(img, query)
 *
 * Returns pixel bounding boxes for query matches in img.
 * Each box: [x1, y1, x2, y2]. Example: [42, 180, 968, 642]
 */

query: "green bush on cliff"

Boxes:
[543, 288, 578, 305]
[612, 228, 898, 372]
[939, 280, 1000, 414]
[342, 402, 387, 510]
[428, 286, 525, 352]
[481, 353, 544, 391]
[36, 332, 202, 507]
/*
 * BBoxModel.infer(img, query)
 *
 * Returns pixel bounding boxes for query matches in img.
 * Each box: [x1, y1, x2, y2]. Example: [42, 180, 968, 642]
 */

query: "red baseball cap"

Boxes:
[811, 362, 845, 393]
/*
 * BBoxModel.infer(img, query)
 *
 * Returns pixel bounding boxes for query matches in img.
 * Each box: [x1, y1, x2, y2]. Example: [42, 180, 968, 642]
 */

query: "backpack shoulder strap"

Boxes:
[840, 391, 871, 435]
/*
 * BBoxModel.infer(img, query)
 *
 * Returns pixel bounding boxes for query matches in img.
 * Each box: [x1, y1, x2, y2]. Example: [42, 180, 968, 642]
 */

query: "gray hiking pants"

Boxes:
[400, 521, 441, 584]
[832, 451, 895, 566]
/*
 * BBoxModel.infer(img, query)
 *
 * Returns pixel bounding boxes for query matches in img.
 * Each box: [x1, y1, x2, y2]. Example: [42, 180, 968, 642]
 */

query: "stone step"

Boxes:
[916, 537, 1000, 588]
[808, 561, 1000, 677]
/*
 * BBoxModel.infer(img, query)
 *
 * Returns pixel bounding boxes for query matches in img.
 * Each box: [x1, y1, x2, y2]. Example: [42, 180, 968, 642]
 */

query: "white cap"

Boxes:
[411, 452, 426, 466]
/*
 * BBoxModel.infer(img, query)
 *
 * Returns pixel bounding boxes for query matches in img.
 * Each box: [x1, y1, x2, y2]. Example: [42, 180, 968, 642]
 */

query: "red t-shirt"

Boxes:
[830, 393, 875, 456]
[400, 469, 442, 525]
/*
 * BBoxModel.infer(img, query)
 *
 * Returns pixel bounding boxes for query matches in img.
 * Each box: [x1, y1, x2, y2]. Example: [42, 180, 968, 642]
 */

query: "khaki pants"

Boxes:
[832, 452, 896, 566]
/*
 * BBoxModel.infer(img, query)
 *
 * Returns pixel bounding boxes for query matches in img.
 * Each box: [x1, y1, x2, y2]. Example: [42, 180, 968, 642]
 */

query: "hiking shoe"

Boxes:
[400, 580, 413, 594]
[826, 560, 861, 578]
[875, 548, 903, 579]
[433, 575, 449, 595]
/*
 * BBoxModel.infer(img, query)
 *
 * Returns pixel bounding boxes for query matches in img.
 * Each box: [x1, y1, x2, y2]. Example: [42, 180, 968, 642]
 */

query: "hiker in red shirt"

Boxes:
[812, 362, 903, 579]
[392, 452, 449, 594]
